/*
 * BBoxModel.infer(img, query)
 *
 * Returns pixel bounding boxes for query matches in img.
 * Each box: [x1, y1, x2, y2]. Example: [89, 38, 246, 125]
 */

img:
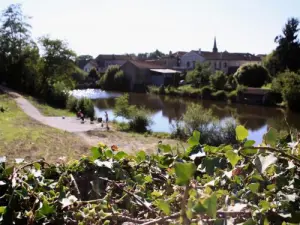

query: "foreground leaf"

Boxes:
[225, 150, 241, 167]
[157, 200, 170, 215]
[174, 162, 196, 185]
[254, 154, 277, 173]
[188, 130, 200, 147]
[236, 125, 248, 141]
[158, 144, 172, 153]
[263, 127, 278, 147]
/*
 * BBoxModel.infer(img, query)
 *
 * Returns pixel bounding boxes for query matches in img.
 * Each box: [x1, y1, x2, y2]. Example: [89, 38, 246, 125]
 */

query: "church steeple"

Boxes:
[213, 36, 218, 53]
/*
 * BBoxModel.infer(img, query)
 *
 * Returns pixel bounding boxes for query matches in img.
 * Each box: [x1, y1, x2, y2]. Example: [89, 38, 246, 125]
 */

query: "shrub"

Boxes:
[74, 97, 95, 118]
[210, 71, 227, 90]
[66, 96, 77, 112]
[227, 90, 238, 102]
[272, 71, 300, 111]
[234, 63, 270, 87]
[114, 94, 152, 132]
[185, 62, 212, 87]
[158, 85, 165, 94]
[200, 85, 212, 98]
[98, 65, 129, 91]
[211, 90, 227, 101]
[46, 81, 69, 108]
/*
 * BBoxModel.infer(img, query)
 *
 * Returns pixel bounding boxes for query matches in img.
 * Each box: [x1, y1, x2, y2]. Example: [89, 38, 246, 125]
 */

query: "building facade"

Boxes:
[180, 37, 262, 74]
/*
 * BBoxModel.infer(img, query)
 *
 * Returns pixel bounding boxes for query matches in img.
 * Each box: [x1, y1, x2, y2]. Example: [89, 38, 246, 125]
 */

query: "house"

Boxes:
[83, 60, 98, 73]
[95, 54, 133, 73]
[120, 60, 181, 91]
[180, 37, 262, 74]
[144, 51, 187, 70]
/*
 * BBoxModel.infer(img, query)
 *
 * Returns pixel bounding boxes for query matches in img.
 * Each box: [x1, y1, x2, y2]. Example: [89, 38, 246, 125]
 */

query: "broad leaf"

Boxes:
[248, 183, 260, 193]
[240, 148, 258, 155]
[157, 200, 170, 215]
[36, 201, 54, 220]
[90, 147, 101, 159]
[188, 130, 200, 147]
[61, 195, 77, 208]
[259, 200, 271, 212]
[254, 154, 277, 173]
[174, 162, 196, 185]
[114, 151, 127, 161]
[236, 125, 248, 141]
[202, 193, 217, 219]
[136, 151, 146, 162]
[263, 127, 278, 147]
[244, 140, 255, 147]
[144, 175, 153, 183]
[105, 149, 113, 158]
[158, 144, 172, 153]
[0, 206, 6, 214]
[225, 150, 241, 167]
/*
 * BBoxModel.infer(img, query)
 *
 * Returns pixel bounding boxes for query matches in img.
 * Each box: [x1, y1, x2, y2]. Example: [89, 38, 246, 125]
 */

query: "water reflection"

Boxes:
[72, 89, 300, 144]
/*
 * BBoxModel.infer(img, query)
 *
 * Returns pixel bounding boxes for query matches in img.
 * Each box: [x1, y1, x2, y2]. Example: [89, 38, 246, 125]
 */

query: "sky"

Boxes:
[0, 0, 299, 58]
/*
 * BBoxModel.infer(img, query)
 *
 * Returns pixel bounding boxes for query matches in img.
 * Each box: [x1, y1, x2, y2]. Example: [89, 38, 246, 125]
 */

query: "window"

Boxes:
[224, 62, 227, 68]
[219, 61, 221, 69]
[192, 61, 196, 68]
[186, 61, 190, 68]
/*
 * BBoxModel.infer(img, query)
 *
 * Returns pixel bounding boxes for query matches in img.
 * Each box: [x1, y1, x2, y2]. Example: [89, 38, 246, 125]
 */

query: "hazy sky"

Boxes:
[1, 0, 299, 57]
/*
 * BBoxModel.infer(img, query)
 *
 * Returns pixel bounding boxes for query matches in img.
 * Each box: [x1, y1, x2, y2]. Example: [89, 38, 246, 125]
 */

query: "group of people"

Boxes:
[77, 110, 109, 130]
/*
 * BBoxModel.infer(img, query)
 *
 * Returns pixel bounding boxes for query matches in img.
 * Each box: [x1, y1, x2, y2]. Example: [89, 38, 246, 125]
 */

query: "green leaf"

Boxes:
[243, 218, 256, 225]
[267, 184, 276, 191]
[151, 190, 163, 198]
[248, 183, 260, 193]
[202, 193, 217, 219]
[236, 125, 248, 141]
[0, 206, 6, 214]
[136, 151, 146, 162]
[174, 163, 196, 186]
[36, 201, 54, 220]
[33, 162, 41, 170]
[259, 200, 271, 211]
[105, 149, 113, 158]
[254, 154, 277, 173]
[144, 175, 153, 183]
[114, 151, 127, 161]
[263, 127, 278, 147]
[158, 144, 172, 153]
[90, 147, 101, 159]
[188, 130, 200, 147]
[134, 174, 144, 184]
[240, 148, 258, 155]
[225, 150, 241, 167]
[244, 140, 255, 147]
[157, 200, 171, 215]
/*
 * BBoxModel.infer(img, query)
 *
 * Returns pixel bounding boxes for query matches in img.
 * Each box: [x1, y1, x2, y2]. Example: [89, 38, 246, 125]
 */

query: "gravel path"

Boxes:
[1, 85, 102, 133]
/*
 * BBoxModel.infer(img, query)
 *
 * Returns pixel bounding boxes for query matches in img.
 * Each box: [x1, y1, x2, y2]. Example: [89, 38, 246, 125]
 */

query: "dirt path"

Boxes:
[1, 85, 183, 153]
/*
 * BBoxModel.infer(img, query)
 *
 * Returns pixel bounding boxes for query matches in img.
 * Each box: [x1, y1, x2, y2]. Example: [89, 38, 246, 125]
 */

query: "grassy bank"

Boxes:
[0, 94, 88, 162]
[26, 96, 75, 117]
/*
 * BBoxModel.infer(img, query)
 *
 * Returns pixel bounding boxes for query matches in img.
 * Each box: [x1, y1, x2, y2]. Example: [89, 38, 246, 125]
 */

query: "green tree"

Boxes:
[272, 70, 300, 111]
[274, 18, 300, 73]
[88, 68, 99, 80]
[75, 55, 93, 69]
[209, 71, 227, 90]
[234, 63, 270, 87]
[99, 65, 129, 91]
[185, 62, 212, 87]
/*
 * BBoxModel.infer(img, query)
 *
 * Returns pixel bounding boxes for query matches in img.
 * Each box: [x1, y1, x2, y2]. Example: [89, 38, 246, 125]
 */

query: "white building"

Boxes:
[180, 37, 262, 74]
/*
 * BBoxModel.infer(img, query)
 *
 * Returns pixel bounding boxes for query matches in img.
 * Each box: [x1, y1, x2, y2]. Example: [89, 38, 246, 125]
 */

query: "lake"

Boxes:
[70, 89, 300, 145]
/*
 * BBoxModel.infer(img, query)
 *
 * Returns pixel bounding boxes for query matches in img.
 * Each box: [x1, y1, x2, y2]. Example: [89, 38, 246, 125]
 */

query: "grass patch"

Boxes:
[26, 96, 75, 117]
[0, 94, 88, 162]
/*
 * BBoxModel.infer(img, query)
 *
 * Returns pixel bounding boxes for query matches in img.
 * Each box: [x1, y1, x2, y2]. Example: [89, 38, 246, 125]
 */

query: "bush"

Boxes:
[227, 90, 238, 102]
[66, 96, 77, 112]
[211, 90, 227, 101]
[98, 65, 129, 91]
[46, 81, 69, 108]
[200, 85, 212, 98]
[75, 98, 95, 118]
[114, 94, 152, 132]
[272, 71, 300, 111]
[185, 62, 212, 87]
[158, 85, 165, 94]
[210, 71, 227, 90]
[234, 63, 270, 87]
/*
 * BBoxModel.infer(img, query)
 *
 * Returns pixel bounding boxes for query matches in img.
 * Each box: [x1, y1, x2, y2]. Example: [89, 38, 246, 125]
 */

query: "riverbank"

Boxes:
[148, 85, 282, 106]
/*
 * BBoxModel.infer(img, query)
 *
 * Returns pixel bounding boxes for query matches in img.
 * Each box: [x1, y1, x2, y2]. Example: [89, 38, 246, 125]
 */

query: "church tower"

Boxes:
[213, 36, 218, 53]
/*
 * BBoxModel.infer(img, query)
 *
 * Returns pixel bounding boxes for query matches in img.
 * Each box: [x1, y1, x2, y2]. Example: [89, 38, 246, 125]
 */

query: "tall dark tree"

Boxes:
[0, 4, 33, 86]
[76, 55, 93, 69]
[274, 18, 300, 73]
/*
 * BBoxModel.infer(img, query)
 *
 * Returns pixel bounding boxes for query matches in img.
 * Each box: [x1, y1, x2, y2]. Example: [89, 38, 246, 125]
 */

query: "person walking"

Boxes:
[105, 111, 109, 131]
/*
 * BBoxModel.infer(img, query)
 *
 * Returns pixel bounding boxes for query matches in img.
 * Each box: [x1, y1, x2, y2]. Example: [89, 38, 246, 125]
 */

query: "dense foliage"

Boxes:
[234, 64, 269, 88]
[67, 96, 95, 118]
[185, 62, 212, 87]
[0, 126, 299, 224]
[114, 94, 152, 132]
[272, 71, 300, 111]
[0, 4, 79, 108]
[98, 66, 129, 91]
[209, 71, 227, 90]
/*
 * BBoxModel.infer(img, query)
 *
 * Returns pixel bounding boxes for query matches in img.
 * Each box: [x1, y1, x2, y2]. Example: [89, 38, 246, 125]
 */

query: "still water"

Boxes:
[69, 89, 300, 145]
